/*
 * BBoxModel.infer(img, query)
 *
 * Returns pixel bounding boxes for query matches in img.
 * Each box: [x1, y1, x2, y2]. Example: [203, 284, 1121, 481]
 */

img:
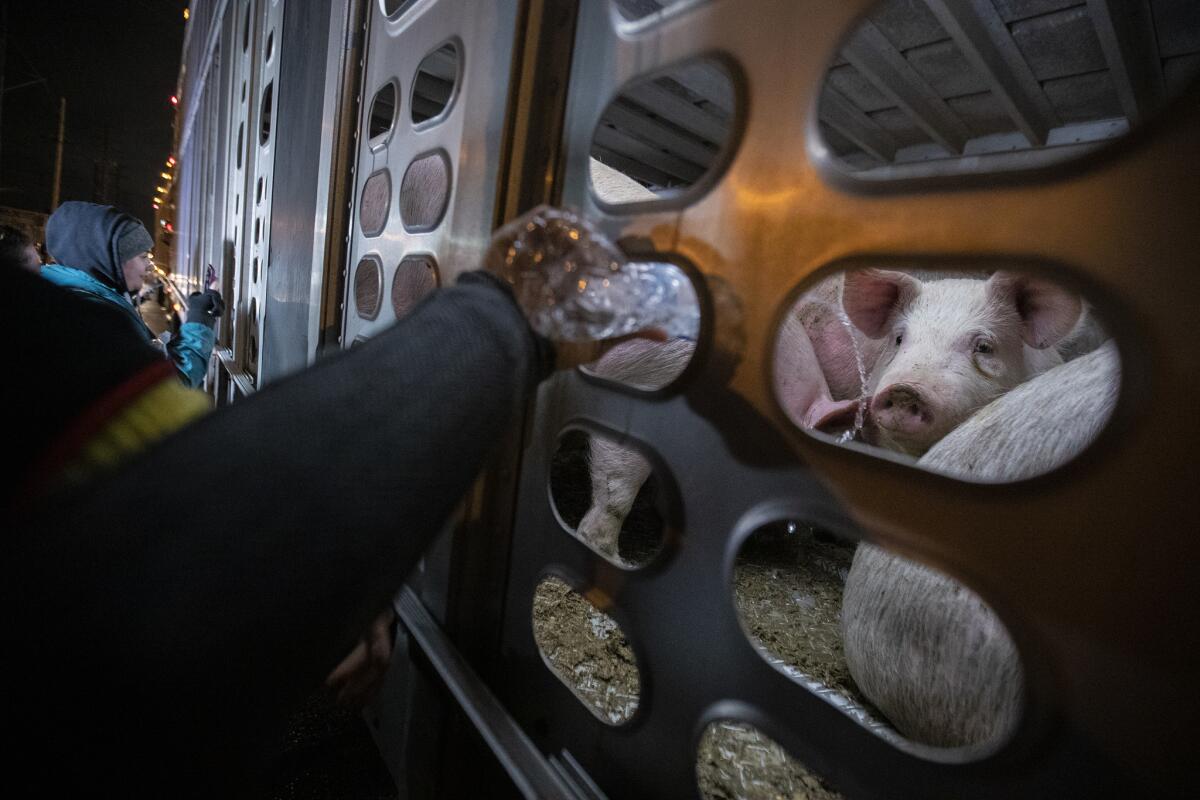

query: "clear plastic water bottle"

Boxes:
[485, 206, 699, 343]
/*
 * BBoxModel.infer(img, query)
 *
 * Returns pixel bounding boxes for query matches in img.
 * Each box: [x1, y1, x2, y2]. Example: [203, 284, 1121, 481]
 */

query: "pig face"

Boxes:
[842, 269, 1081, 456]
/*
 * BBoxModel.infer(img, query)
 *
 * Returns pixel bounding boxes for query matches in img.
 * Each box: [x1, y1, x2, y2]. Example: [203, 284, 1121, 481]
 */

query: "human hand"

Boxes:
[324, 607, 396, 708]
[186, 288, 225, 326]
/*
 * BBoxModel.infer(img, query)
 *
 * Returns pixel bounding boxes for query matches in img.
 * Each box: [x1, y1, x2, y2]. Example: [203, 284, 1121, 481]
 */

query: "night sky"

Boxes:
[1, 0, 188, 230]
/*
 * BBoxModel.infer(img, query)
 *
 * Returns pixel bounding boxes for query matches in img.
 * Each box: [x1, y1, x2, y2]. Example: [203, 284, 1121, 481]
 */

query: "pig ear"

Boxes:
[841, 269, 921, 338]
[986, 272, 1083, 349]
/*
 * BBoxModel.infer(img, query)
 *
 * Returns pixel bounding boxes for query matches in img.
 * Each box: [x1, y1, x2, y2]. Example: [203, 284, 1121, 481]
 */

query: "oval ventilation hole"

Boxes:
[589, 56, 738, 205]
[697, 719, 843, 800]
[412, 42, 460, 125]
[732, 521, 1024, 752]
[241, 79, 247, 103]
[614, 0, 707, 22]
[775, 265, 1120, 483]
[549, 429, 665, 568]
[390, 254, 439, 319]
[399, 150, 451, 232]
[575, 259, 700, 391]
[369, 81, 398, 140]
[251, 256, 260, 283]
[256, 176, 265, 205]
[381, 0, 418, 19]
[815, 0, 1200, 183]
[265, 30, 274, 63]
[532, 576, 640, 725]
[242, 3, 251, 52]
[354, 256, 384, 321]
[259, 81, 274, 146]
[247, 297, 259, 368]
[236, 123, 244, 169]
[358, 169, 391, 237]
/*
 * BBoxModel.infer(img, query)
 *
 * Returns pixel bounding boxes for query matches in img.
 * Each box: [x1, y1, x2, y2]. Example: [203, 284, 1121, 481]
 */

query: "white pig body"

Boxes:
[843, 340, 1119, 747]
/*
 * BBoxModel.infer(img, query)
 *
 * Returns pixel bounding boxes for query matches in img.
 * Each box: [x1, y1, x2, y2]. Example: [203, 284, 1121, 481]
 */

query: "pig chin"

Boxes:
[873, 425, 939, 457]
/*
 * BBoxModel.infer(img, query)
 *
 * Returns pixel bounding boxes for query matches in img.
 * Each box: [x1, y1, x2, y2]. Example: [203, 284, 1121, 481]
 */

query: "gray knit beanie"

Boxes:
[116, 220, 154, 265]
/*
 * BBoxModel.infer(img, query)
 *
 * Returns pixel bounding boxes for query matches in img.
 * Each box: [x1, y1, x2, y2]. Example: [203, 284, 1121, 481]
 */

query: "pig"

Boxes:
[841, 269, 1083, 456]
[841, 543, 1023, 748]
[574, 161, 867, 557]
[919, 339, 1119, 481]
[842, 341, 1119, 747]
[576, 314, 863, 559]
[577, 338, 693, 558]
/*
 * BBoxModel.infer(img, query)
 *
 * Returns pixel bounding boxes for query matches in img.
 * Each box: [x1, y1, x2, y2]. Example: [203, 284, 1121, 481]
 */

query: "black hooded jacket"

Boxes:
[40, 201, 216, 387]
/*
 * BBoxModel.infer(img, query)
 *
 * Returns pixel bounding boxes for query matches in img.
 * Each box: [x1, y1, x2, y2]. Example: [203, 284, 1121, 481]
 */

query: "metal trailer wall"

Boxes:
[180, 0, 363, 394]
[168, 1, 1200, 798]
[476, 2, 1200, 798]
[260, 0, 334, 383]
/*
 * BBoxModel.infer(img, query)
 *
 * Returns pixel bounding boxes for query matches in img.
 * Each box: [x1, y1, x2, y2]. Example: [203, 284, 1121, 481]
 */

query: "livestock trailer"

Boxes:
[166, 1, 1199, 797]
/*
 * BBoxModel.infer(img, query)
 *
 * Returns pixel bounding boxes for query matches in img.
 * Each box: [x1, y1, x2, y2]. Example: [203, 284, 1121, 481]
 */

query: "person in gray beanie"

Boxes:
[41, 201, 222, 388]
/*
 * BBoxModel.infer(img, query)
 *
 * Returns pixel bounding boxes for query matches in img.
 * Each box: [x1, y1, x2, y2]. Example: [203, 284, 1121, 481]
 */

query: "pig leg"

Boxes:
[573, 338, 693, 559]
[577, 435, 653, 559]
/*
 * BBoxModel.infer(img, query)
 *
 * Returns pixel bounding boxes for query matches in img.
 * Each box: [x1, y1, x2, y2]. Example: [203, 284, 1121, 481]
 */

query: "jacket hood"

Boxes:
[45, 201, 146, 295]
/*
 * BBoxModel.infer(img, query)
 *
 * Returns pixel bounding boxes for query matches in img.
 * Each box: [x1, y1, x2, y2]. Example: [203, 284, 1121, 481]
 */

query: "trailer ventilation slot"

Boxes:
[549, 429, 666, 568]
[354, 256, 384, 321]
[589, 57, 738, 204]
[400, 150, 451, 232]
[732, 521, 1024, 755]
[697, 719, 842, 800]
[369, 81, 398, 140]
[776, 264, 1120, 483]
[412, 42, 459, 126]
[532, 576, 641, 725]
[391, 255, 439, 319]
[815, 0, 1200, 183]
[359, 169, 391, 237]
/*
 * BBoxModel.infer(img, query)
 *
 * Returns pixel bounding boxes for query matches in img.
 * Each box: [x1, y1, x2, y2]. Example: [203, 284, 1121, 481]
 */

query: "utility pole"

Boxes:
[50, 96, 64, 211]
[1, 0, 8, 180]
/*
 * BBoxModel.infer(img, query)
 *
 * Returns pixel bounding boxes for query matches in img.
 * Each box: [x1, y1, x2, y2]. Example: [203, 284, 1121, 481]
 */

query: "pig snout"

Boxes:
[872, 384, 934, 438]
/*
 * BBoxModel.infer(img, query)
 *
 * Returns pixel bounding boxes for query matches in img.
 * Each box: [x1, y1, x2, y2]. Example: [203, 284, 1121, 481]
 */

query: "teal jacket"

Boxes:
[42, 264, 215, 389]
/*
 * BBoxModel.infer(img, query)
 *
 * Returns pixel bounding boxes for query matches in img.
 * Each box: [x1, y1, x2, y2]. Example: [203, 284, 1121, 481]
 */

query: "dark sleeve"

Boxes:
[4, 268, 163, 497]
[8, 270, 553, 793]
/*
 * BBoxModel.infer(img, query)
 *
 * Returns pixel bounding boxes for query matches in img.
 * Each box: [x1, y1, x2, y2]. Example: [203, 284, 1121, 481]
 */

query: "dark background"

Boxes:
[1, 0, 187, 230]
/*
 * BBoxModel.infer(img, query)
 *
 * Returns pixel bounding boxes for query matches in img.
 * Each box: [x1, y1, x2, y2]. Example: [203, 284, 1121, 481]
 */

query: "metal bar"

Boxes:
[1086, 0, 1165, 125]
[592, 124, 705, 184]
[819, 84, 900, 162]
[842, 19, 970, 153]
[601, 99, 718, 166]
[667, 61, 736, 117]
[623, 79, 729, 143]
[590, 145, 677, 189]
[924, 0, 1060, 145]
[396, 586, 581, 800]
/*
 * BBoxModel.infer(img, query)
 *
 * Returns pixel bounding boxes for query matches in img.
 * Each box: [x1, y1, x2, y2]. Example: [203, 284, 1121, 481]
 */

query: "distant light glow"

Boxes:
[183, 8, 190, 20]
[161, 172, 172, 180]
[167, 156, 176, 167]
[170, 95, 179, 106]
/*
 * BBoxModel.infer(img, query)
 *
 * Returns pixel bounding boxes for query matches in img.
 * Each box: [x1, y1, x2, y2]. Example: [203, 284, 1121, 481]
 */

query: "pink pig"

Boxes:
[841, 269, 1083, 456]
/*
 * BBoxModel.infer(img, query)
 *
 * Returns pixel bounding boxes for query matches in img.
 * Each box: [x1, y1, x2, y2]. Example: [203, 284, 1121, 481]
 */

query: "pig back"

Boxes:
[841, 543, 1023, 748]
[919, 340, 1119, 482]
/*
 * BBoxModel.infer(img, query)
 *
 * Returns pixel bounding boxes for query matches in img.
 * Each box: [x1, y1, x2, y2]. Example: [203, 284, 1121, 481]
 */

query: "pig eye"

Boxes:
[894, 333, 903, 346]
[974, 339, 995, 355]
